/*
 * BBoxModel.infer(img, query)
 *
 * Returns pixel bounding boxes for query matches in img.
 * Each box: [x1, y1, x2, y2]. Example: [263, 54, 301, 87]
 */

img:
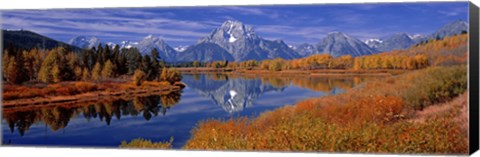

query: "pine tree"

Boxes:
[96, 43, 104, 65]
[126, 48, 141, 75]
[150, 48, 160, 80]
[140, 55, 152, 80]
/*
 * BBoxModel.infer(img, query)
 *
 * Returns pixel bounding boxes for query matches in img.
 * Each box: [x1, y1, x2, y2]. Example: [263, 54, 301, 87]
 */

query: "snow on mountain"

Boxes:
[364, 38, 383, 50]
[119, 40, 138, 49]
[118, 35, 177, 62]
[193, 20, 299, 61]
[292, 43, 318, 57]
[106, 42, 117, 49]
[374, 33, 416, 52]
[174, 45, 189, 52]
[68, 36, 100, 49]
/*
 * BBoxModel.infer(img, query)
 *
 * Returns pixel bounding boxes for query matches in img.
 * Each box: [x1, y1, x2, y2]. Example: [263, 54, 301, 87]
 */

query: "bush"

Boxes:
[159, 68, 182, 85]
[120, 138, 173, 149]
[397, 65, 467, 110]
[183, 65, 468, 153]
[74, 82, 98, 93]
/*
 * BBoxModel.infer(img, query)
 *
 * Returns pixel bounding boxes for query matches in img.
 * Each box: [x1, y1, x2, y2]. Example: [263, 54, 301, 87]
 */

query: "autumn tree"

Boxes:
[92, 62, 102, 81]
[38, 47, 67, 83]
[193, 61, 199, 68]
[159, 68, 182, 85]
[82, 67, 90, 81]
[133, 69, 146, 86]
[102, 60, 114, 79]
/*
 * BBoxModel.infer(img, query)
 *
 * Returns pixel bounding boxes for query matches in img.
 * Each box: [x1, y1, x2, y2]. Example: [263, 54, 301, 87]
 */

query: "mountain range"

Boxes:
[3, 20, 468, 62]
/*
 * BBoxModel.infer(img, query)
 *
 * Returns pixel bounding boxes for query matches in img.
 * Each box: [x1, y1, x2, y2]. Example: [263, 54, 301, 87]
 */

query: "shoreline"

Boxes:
[176, 68, 408, 77]
[2, 82, 184, 109]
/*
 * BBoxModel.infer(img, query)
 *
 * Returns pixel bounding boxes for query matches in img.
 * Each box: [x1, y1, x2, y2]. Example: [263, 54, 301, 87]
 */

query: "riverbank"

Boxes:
[2, 81, 185, 109]
[176, 67, 408, 77]
[183, 65, 468, 154]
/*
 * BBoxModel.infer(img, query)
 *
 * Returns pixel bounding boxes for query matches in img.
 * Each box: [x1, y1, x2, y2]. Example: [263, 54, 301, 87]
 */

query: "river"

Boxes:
[2, 73, 371, 148]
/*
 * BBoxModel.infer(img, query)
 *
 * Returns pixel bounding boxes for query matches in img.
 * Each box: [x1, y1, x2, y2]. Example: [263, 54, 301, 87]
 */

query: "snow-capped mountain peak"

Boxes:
[190, 20, 298, 61]
[117, 35, 177, 62]
[174, 45, 189, 52]
[68, 36, 100, 49]
[365, 38, 383, 44]
[120, 40, 138, 49]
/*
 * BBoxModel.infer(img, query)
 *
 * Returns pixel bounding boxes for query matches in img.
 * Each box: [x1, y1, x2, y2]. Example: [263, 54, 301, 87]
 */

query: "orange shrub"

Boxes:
[74, 82, 98, 93]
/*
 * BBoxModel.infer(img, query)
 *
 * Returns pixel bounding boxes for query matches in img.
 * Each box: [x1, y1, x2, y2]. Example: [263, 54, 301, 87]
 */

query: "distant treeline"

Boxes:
[172, 54, 429, 71]
[2, 44, 181, 85]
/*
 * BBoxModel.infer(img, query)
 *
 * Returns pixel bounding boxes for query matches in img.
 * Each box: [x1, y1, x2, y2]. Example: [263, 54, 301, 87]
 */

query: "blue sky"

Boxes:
[1, 2, 469, 47]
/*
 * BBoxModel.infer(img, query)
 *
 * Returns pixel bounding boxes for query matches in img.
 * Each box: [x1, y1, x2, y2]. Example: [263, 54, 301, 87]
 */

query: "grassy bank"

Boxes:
[2, 80, 184, 108]
[183, 65, 468, 154]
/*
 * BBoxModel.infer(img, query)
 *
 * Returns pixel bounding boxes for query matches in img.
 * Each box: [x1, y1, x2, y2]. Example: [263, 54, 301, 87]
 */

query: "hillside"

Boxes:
[376, 34, 468, 66]
[3, 30, 81, 51]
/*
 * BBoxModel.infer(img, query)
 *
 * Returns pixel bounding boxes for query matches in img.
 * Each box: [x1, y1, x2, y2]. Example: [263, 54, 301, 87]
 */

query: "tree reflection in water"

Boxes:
[3, 91, 182, 136]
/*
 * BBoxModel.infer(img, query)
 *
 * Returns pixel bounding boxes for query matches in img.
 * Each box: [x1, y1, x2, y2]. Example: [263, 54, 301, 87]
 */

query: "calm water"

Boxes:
[2, 74, 368, 148]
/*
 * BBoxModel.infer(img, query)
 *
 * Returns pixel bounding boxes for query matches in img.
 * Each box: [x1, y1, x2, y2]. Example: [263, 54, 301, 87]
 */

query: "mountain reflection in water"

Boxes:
[2, 73, 372, 147]
[183, 74, 367, 113]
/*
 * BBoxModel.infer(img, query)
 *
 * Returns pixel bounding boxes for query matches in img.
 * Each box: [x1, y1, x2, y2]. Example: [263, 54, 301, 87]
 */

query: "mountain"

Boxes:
[118, 35, 178, 62]
[119, 40, 138, 49]
[364, 38, 382, 49]
[3, 29, 80, 51]
[292, 43, 319, 57]
[317, 32, 378, 57]
[409, 34, 427, 43]
[105, 42, 117, 49]
[177, 42, 234, 62]
[68, 36, 100, 49]
[136, 35, 178, 62]
[374, 33, 417, 52]
[362, 20, 467, 52]
[430, 20, 468, 39]
[192, 20, 299, 61]
[174, 45, 189, 52]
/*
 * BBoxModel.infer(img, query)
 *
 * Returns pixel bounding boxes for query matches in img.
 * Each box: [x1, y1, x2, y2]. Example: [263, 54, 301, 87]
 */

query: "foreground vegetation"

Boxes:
[120, 138, 173, 149]
[183, 65, 468, 154]
[119, 34, 468, 153]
